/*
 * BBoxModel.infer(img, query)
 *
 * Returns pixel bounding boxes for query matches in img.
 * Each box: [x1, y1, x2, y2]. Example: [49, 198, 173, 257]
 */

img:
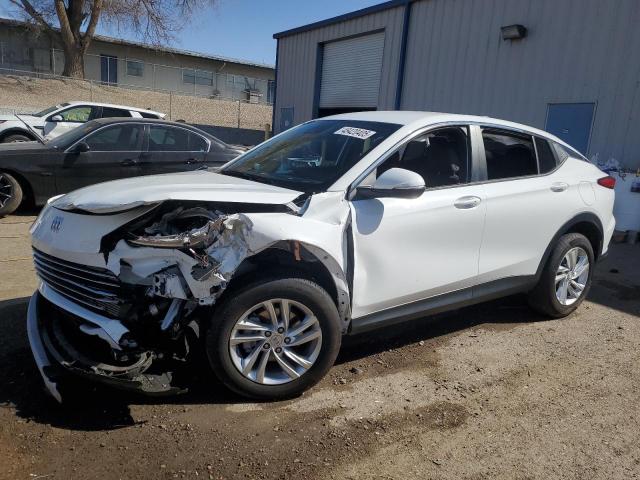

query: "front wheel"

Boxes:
[0, 172, 23, 217]
[528, 233, 594, 318]
[206, 277, 342, 400]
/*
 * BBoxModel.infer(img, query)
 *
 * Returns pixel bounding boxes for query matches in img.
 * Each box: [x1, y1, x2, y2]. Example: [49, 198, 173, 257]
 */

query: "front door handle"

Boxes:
[454, 196, 481, 209]
[551, 182, 569, 192]
[120, 159, 138, 167]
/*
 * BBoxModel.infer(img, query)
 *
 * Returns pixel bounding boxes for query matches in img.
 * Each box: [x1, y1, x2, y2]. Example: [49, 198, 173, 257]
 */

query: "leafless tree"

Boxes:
[8, 0, 214, 78]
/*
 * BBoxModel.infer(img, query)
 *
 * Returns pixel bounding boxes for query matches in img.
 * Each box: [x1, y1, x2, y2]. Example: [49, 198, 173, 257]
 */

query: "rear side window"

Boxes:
[535, 137, 557, 174]
[149, 126, 189, 151]
[141, 112, 160, 119]
[189, 133, 209, 152]
[101, 107, 132, 118]
[482, 129, 537, 180]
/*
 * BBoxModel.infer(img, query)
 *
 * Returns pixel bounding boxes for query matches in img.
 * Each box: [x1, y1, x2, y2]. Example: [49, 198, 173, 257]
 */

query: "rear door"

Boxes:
[476, 127, 581, 285]
[56, 123, 144, 193]
[138, 124, 208, 175]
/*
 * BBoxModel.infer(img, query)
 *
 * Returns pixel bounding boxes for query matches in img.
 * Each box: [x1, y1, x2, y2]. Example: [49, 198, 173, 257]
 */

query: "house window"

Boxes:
[126, 60, 144, 77]
[182, 68, 214, 86]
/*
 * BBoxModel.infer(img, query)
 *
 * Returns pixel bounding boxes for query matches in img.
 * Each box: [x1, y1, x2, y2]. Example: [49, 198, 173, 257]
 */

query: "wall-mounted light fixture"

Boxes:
[501, 24, 527, 40]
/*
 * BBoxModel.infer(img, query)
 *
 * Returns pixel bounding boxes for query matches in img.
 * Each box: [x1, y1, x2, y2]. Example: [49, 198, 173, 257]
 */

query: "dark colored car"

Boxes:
[0, 118, 247, 215]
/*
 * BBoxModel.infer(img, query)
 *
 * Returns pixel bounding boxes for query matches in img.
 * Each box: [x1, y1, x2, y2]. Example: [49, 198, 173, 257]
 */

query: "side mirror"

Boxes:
[355, 168, 425, 200]
[73, 142, 90, 153]
[50, 115, 63, 122]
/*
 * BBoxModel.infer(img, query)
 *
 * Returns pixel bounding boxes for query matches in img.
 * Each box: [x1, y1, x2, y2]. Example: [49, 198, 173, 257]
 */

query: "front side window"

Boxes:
[221, 120, 401, 192]
[35, 103, 69, 117]
[482, 129, 537, 180]
[57, 106, 94, 123]
[84, 124, 143, 151]
[376, 126, 471, 188]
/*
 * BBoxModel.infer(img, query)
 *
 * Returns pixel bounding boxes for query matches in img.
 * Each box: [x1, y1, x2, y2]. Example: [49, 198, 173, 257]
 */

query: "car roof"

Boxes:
[86, 117, 222, 142]
[320, 110, 564, 145]
[64, 101, 164, 116]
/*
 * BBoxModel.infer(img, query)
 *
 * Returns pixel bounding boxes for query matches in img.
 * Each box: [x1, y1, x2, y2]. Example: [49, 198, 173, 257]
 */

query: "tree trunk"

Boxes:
[62, 48, 85, 78]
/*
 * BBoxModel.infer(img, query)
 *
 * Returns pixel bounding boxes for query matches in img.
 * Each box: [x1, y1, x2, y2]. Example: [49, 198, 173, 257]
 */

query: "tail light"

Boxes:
[597, 176, 616, 189]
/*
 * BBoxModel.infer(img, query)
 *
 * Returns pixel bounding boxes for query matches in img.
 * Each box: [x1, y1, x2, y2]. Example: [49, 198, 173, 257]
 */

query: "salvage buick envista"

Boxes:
[28, 112, 615, 401]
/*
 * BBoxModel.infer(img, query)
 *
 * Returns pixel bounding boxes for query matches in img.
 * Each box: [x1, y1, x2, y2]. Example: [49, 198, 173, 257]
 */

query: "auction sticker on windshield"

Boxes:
[334, 126, 377, 139]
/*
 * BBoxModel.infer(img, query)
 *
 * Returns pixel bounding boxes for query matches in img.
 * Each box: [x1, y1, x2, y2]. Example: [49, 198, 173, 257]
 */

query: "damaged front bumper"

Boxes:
[27, 284, 189, 402]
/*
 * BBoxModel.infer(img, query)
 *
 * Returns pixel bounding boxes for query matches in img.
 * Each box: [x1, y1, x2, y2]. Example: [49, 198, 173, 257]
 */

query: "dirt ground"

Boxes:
[0, 209, 639, 480]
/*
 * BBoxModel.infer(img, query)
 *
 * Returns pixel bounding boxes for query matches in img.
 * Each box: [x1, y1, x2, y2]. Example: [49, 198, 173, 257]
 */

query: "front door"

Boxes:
[545, 103, 595, 155]
[56, 123, 144, 193]
[349, 126, 486, 318]
[43, 104, 98, 138]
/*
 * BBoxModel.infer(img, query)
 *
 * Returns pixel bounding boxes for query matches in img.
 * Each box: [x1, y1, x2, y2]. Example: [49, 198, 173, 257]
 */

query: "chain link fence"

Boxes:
[0, 70, 273, 132]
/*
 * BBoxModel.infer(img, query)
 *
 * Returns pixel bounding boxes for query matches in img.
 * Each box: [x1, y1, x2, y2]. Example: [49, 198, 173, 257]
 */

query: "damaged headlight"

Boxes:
[127, 207, 225, 250]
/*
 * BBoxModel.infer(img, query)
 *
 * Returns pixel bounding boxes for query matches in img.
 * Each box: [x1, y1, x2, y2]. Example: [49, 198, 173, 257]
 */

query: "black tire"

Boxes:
[3, 134, 32, 143]
[0, 172, 23, 216]
[528, 233, 595, 318]
[206, 277, 342, 400]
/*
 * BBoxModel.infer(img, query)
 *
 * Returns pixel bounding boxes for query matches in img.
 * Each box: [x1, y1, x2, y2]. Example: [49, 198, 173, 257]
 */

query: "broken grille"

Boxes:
[32, 248, 127, 318]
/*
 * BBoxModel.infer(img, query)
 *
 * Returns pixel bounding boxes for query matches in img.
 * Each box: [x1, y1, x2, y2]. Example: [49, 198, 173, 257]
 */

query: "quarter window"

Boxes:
[535, 137, 557, 174]
[482, 129, 537, 180]
[83, 124, 143, 151]
[378, 126, 471, 188]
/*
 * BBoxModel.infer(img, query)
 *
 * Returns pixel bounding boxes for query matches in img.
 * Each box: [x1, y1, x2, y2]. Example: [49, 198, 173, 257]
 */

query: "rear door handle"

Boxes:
[551, 182, 569, 192]
[454, 196, 481, 209]
[120, 159, 138, 167]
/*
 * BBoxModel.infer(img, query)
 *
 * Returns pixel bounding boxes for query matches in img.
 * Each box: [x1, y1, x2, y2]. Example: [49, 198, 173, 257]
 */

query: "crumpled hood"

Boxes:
[53, 170, 304, 213]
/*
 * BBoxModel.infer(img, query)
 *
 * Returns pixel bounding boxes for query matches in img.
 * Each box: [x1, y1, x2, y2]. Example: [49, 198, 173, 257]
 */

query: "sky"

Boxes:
[1, 0, 383, 67]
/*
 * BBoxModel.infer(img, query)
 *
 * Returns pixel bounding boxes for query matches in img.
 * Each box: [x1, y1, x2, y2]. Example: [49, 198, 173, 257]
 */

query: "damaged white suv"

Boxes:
[28, 111, 615, 402]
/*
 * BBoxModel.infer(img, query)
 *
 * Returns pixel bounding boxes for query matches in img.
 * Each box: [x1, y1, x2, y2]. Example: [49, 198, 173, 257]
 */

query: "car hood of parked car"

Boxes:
[0, 140, 47, 154]
[52, 169, 304, 214]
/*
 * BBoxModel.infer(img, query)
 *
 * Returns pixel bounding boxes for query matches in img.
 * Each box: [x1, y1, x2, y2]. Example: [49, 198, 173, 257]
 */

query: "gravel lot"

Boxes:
[0, 209, 638, 480]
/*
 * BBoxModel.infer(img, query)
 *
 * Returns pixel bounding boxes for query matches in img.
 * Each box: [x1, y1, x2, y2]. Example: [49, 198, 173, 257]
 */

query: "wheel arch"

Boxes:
[534, 212, 604, 282]
[0, 128, 37, 143]
[219, 240, 351, 332]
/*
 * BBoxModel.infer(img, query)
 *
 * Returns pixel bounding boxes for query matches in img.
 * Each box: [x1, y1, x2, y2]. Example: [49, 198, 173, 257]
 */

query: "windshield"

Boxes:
[33, 103, 69, 117]
[221, 119, 401, 192]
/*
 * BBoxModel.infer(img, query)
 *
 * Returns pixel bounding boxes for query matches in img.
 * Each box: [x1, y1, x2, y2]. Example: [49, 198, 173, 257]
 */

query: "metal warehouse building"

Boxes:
[272, 0, 640, 171]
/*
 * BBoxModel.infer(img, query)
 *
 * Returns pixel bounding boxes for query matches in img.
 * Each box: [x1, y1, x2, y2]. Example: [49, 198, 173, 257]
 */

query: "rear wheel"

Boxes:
[206, 277, 342, 400]
[0, 172, 23, 216]
[528, 233, 594, 318]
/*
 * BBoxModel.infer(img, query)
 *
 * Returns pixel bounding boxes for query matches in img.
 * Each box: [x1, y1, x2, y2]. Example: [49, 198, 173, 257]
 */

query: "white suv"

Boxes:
[0, 101, 165, 143]
[27, 111, 615, 401]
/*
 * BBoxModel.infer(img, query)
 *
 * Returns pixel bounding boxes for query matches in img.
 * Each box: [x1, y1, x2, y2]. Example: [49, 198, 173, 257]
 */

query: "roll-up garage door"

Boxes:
[319, 32, 385, 109]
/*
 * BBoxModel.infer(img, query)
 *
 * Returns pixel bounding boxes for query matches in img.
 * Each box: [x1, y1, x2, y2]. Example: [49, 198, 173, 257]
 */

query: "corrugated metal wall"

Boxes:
[401, 0, 640, 169]
[275, 0, 640, 169]
[274, 5, 406, 129]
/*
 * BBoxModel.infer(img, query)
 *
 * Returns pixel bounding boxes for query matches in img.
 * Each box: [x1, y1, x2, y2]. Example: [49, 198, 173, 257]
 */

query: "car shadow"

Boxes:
[1, 242, 636, 432]
[0, 293, 538, 432]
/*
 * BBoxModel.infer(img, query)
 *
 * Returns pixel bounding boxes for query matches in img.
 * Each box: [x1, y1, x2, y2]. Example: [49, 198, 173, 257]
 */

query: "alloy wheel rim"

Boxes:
[0, 174, 13, 208]
[229, 299, 322, 385]
[555, 246, 589, 306]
